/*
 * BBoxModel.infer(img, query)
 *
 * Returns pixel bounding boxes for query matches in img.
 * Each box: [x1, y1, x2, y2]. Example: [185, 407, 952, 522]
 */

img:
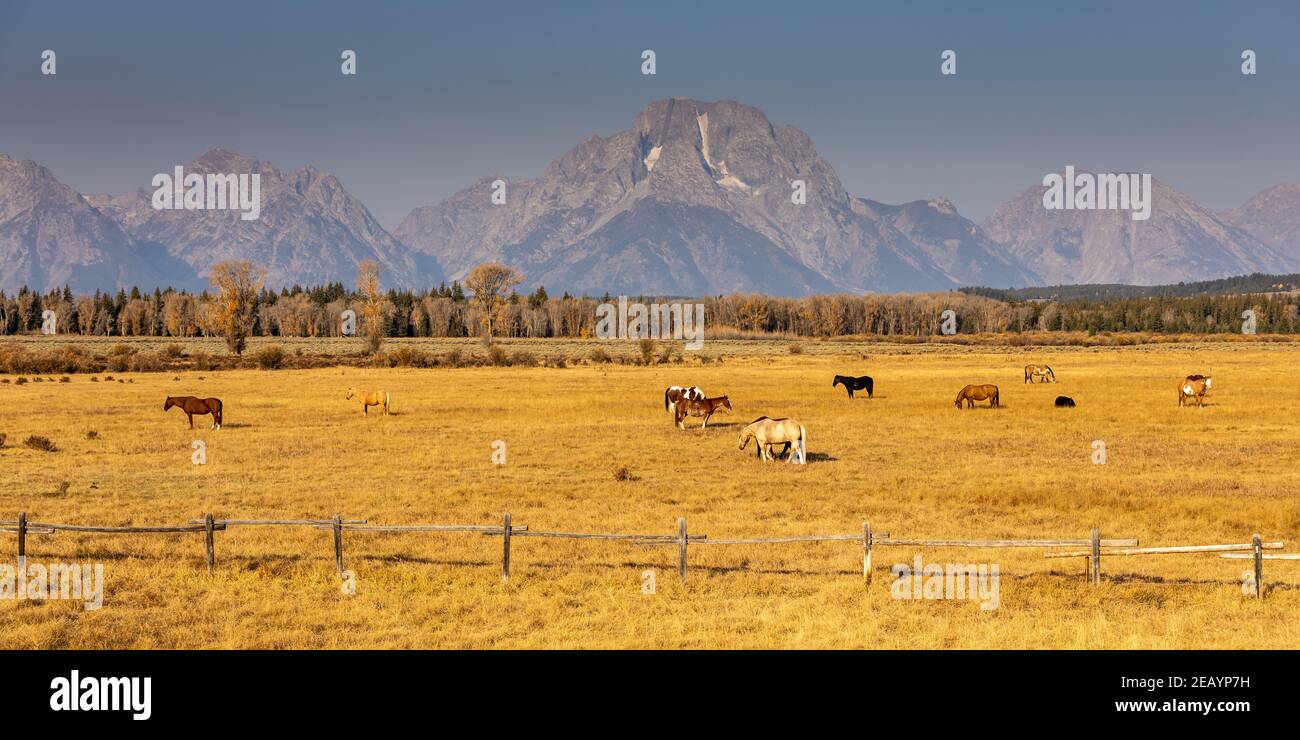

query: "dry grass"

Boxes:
[1, 338, 1299, 648]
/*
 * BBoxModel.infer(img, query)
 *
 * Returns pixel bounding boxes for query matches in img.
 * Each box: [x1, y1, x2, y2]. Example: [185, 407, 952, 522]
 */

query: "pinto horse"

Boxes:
[346, 388, 390, 415]
[832, 374, 873, 398]
[164, 396, 223, 429]
[1024, 364, 1056, 384]
[664, 385, 704, 414]
[955, 384, 1000, 409]
[674, 395, 731, 429]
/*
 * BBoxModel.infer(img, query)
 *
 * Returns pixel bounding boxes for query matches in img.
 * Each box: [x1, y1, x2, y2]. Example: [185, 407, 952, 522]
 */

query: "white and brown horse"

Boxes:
[738, 417, 807, 463]
[664, 385, 705, 415]
[346, 387, 390, 415]
[1178, 376, 1212, 407]
[674, 395, 731, 429]
[1024, 364, 1056, 384]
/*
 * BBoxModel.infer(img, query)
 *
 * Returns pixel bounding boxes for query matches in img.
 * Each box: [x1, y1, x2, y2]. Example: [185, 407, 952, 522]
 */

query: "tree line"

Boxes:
[3, 260, 1300, 352]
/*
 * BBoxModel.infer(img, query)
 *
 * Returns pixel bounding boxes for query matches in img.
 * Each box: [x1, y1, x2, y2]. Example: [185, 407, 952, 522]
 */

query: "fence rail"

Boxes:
[3, 510, 1291, 598]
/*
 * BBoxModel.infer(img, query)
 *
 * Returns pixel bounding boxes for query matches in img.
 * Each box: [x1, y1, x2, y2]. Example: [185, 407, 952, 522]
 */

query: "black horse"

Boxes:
[1054, 396, 1076, 408]
[832, 374, 873, 399]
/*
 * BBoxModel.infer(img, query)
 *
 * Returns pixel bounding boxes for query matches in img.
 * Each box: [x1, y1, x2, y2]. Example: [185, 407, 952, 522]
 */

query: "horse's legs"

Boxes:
[187, 413, 194, 429]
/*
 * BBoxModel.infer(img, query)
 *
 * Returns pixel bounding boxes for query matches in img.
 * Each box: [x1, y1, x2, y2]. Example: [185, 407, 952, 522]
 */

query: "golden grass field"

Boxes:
[2, 337, 1299, 648]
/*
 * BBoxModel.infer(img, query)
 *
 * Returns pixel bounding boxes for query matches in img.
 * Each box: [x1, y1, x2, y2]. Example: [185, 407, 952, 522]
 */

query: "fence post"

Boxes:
[16, 512, 26, 563]
[678, 517, 688, 585]
[501, 512, 512, 583]
[1252, 534, 1263, 599]
[862, 521, 872, 584]
[204, 513, 215, 573]
[1090, 527, 1101, 586]
[332, 514, 344, 575]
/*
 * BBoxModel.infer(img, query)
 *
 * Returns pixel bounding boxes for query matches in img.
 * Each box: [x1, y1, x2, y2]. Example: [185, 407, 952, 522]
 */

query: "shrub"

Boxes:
[788, 343, 804, 355]
[612, 466, 637, 482]
[130, 352, 164, 372]
[106, 354, 131, 373]
[638, 338, 656, 365]
[85, 430, 99, 440]
[15, 377, 28, 385]
[59, 376, 70, 383]
[23, 435, 57, 452]
[191, 350, 216, 371]
[442, 349, 465, 368]
[543, 354, 567, 369]
[255, 344, 286, 370]
[510, 350, 537, 367]
[390, 346, 433, 368]
[488, 345, 510, 366]
[162, 343, 185, 359]
[589, 347, 612, 364]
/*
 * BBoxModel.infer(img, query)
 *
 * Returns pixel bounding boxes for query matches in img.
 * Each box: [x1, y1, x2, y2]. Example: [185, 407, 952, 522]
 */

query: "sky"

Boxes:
[1, 0, 1297, 229]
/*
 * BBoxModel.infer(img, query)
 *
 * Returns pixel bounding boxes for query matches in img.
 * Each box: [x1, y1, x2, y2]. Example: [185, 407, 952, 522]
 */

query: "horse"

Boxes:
[1055, 396, 1076, 407]
[1185, 374, 1213, 390]
[955, 384, 1000, 409]
[738, 417, 807, 463]
[1178, 377, 1209, 407]
[346, 387, 390, 415]
[664, 385, 704, 414]
[832, 374, 873, 398]
[164, 396, 223, 429]
[1024, 364, 1056, 384]
[674, 395, 731, 429]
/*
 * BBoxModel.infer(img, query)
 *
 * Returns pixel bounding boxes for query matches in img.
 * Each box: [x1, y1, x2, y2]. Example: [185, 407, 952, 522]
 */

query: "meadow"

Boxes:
[1, 336, 1299, 648]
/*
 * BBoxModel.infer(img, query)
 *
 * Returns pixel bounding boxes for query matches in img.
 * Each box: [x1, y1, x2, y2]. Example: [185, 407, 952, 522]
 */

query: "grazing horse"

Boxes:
[832, 374, 874, 398]
[164, 396, 223, 429]
[955, 384, 1000, 409]
[674, 395, 731, 429]
[738, 417, 807, 463]
[1055, 396, 1076, 408]
[664, 385, 704, 414]
[346, 387, 390, 415]
[1024, 364, 1056, 384]
[1178, 377, 1210, 407]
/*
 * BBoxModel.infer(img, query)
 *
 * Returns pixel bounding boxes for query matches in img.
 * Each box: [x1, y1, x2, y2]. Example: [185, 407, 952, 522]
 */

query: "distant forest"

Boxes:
[3, 275, 1300, 339]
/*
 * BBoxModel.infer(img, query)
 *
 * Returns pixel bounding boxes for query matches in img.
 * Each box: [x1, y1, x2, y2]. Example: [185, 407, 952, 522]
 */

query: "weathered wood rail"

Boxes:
[2, 511, 1290, 598]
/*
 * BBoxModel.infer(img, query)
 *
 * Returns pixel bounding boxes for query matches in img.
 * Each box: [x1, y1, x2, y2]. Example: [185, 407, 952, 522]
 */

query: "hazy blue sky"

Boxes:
[1, 0, 1296, 228]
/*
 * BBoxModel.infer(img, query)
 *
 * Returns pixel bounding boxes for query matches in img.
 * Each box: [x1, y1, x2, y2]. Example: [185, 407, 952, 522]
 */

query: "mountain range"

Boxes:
[2, 98, 1296, 296]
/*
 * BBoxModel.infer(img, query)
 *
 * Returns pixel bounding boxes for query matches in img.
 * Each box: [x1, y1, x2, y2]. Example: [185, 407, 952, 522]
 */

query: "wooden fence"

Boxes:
[0, 512, 1290, 598]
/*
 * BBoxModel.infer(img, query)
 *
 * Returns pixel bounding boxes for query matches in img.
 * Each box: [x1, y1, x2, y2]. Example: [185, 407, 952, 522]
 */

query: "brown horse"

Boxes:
[675, 395, 732, 429]
[955, 384, 1000, 409]
[164, 396, 223, 429]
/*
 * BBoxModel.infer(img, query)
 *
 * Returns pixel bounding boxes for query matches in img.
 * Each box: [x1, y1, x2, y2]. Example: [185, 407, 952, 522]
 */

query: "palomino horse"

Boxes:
[738, 417, 807, 463]
[164, 396, 223, 429]
[346, 388, 390, 415]
[1024, 364, 1056, 383]
[674, 395, 731, 429]
[955, 384, 1000, 409]
[1178, 377, 1210, 407]
[664, 385, 704, 414]
[832, 374, 873, 398]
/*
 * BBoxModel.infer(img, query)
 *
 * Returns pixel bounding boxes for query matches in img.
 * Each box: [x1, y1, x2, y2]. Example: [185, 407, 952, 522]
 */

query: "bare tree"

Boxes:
[355, 259, 393, 354]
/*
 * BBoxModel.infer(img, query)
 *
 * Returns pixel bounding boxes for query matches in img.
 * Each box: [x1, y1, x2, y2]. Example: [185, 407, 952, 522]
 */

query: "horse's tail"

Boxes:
[1046, 366, 1055, 382]
[799, 425, 807, 463]
[384, 392, 390, 414]
[994, 389, 1000, 406]
[664, 388, 670, 411]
